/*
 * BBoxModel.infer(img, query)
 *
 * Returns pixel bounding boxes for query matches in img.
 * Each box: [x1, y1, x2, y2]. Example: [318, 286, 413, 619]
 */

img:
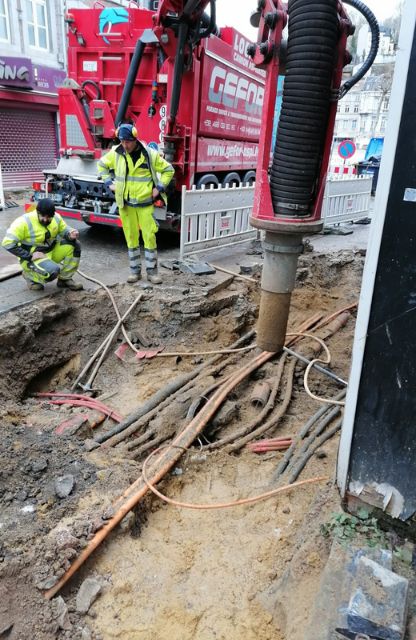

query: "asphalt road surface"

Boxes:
[0, 201, 371, 315]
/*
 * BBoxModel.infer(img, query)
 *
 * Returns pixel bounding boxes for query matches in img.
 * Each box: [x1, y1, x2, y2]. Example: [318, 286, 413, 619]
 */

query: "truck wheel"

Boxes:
[196, 174, 219, 189]
[242, 171, 256, 185]
[222, 172, 241, 187]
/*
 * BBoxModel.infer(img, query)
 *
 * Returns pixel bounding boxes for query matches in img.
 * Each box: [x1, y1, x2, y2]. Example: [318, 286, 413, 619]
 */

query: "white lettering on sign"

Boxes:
[83, 61, 98, 72]
[208, 66, 263, 115]
[231, 33, 266, 77]
[159, 105, 167, 118]
[207, 143, 258, 160]
[0, 59, 30, 82]
[234, 33, 250, 57]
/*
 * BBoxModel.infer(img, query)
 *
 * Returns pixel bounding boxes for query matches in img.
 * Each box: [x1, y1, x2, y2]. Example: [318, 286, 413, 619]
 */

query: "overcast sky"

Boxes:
[215, 0, 403, 40]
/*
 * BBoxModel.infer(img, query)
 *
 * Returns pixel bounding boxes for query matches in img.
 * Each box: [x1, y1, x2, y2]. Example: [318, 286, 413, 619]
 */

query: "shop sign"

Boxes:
[33, 64, 66, 94]
[0, 56, 34, 88]
[0, 57, 66, 94]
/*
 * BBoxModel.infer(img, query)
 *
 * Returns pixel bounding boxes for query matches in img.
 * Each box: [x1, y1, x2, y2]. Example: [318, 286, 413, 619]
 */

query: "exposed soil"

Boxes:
[0, 249, 411, 640]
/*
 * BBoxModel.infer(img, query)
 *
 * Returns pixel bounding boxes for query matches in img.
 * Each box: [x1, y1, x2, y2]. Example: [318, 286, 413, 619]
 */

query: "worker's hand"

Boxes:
[152, 187, 161, 199]
[109, 183, 116, 192]
[68, 229, 80, 240]
[32, 251, 46, 261]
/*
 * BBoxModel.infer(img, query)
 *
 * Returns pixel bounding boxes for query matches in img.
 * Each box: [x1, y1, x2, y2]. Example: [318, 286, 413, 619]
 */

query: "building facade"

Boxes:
[333, 74, 391, 164]
[0, 0, 66, 189]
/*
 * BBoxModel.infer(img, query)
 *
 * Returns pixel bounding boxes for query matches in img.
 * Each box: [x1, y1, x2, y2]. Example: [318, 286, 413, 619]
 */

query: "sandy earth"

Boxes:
[0, 248, 413, 639]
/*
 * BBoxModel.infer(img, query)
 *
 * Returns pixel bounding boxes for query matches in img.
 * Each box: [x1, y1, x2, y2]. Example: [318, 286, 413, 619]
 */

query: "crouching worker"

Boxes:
[1, 198, 83, 291]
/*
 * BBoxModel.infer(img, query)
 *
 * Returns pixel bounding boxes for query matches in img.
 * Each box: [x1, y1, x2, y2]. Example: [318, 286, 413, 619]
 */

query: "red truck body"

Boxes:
[35, 6, 266, 230]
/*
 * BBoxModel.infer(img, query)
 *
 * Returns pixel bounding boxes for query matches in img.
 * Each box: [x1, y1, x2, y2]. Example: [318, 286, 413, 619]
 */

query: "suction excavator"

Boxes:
[34, 0, 379, 354]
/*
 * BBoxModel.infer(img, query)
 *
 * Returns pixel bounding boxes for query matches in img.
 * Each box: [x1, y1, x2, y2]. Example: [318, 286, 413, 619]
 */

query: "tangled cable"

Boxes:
[286, 332, 346, 406]
[141, 446, 328, 510]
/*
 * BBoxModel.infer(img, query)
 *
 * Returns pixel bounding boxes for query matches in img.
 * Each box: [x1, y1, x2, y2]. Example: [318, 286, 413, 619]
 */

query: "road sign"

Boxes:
[338, 139, 356, 160]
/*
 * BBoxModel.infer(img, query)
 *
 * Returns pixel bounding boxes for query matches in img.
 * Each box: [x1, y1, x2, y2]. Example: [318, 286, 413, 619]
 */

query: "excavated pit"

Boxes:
[1, 250, 392, 640]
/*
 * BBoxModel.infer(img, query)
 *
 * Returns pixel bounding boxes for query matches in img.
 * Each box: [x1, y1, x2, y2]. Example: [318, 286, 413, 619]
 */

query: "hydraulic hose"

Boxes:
[270, 0, 340, 217]
[340, 0, 380, 97]
[199, 1, 219, 39]
[81, 80, 101, 100]
[80, 82, 101, 134]
[115, 38, 146, 127]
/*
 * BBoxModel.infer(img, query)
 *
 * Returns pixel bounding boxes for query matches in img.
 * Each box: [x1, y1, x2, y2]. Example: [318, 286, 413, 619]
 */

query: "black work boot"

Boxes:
[28, 282, 44, 291]
[127, 271, 142, 283]
[146, 269, 162, 284]
[57, 278, 84, 291]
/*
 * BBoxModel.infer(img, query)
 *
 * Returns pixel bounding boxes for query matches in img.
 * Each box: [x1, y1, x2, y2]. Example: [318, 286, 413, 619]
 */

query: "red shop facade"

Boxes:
[0, 57, 66, 189]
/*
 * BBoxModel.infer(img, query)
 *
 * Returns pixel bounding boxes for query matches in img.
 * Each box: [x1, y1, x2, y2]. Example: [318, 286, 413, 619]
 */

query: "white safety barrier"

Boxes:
[328, 165, 357, 176]
[180, 183, 256, 258]
[180, 174, 372, 257]
[322, 175, 372, 226]
[0, 163, 5, 210]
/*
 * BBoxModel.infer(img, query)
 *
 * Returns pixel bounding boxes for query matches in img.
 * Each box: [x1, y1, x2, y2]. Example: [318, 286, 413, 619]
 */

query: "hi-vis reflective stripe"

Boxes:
[115, 176, 150, 183]
[23, 214, 36, 244]
[125, 198, 153, 206]
[127, 176, 151, 183]
[4, 232, 20, 243]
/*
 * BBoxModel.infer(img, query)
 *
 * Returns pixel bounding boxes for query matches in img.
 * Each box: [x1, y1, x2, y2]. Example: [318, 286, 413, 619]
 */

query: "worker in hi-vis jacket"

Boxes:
[2, 198, 83, 292]
[98, 123, 174, 284]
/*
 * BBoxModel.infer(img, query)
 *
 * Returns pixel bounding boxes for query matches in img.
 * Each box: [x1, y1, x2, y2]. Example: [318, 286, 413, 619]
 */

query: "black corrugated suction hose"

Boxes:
[270, 0, 339, 217]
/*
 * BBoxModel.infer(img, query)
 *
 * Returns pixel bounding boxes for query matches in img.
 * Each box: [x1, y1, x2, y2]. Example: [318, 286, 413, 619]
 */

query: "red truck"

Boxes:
[32, 1, 267, 231]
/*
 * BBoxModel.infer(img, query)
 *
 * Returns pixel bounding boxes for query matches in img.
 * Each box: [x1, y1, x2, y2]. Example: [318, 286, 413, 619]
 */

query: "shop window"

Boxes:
[0, 0, 10, 42]
[26, 0, 50, 50]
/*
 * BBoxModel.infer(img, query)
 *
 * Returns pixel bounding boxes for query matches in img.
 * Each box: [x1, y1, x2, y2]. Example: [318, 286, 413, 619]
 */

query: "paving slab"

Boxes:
[305, 542, 395, 640]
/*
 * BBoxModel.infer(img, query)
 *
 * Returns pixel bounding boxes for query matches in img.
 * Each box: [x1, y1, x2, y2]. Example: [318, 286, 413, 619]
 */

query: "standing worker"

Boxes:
[98, 123, 174, 284]
[1, 198, 83, 291]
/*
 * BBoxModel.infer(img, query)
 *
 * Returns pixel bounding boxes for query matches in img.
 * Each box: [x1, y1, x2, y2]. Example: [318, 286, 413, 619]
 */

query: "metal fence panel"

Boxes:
[322, 175, 372, 225]
[180, 175, 372, 256]
[180, 184, 256, 258]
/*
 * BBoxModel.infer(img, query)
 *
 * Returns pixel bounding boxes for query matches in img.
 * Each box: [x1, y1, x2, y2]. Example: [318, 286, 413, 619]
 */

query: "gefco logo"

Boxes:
[208, 65, 264, 115]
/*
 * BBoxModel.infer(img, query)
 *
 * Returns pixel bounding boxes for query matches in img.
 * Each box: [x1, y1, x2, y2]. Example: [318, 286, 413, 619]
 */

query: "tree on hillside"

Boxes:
[380, 1, 404, 47]
[347, 11, 367, 61]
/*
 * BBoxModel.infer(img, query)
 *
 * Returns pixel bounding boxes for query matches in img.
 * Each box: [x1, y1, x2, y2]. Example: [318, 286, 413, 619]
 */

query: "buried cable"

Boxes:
[273, 388, 347, 480]
[287, 419, 343, 483]
[95, 330, 257, 445]
[141, 445, 328, 509]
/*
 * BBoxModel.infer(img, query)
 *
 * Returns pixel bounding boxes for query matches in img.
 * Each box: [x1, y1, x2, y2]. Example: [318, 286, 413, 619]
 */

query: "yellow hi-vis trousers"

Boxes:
[120, 204, 159, 274]
[22, 242, 80, 284]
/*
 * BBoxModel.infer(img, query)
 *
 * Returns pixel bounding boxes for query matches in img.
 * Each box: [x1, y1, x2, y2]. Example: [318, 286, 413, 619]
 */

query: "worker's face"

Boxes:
[37, 212, 54, 227]
[120, 138, 138, 154]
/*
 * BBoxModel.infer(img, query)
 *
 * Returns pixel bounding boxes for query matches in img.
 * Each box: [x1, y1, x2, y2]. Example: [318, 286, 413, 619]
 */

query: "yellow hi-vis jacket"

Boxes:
[2, 209, 74, 262]
[97, 141, 174, 211]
